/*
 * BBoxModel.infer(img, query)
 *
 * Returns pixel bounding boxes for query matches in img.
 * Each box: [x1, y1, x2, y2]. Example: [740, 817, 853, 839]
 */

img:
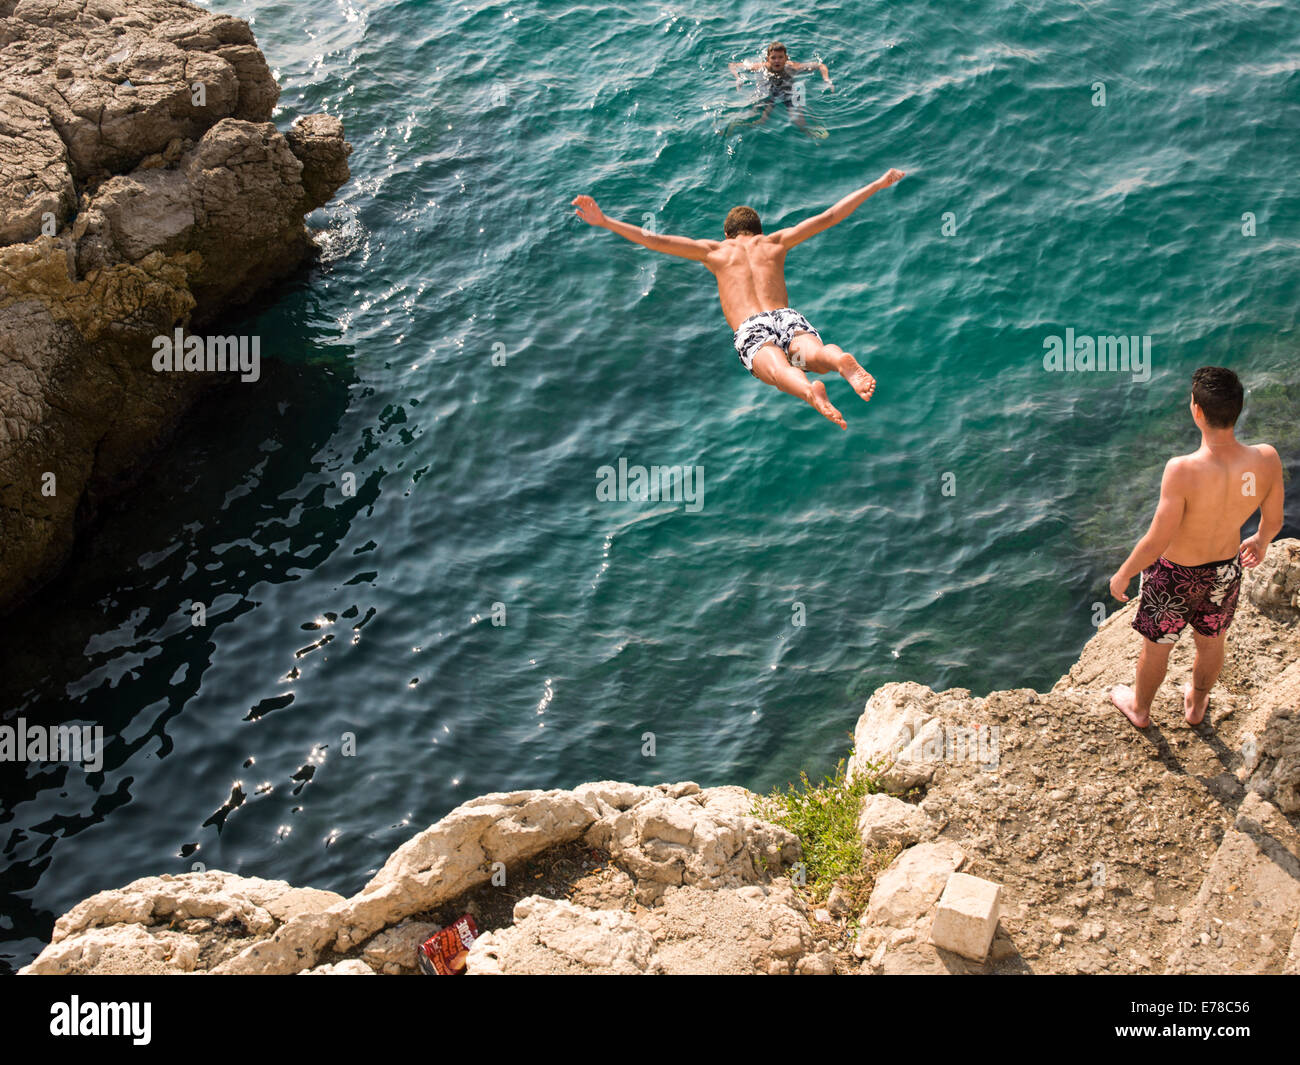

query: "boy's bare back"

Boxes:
[1164, 440, 1282, 566]
[704, 235, 792, 328]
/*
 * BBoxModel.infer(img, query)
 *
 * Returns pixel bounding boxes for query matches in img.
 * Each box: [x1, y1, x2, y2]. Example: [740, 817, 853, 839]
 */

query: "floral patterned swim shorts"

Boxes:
[731, 308, 820, 376]
[1131, 555, 1243, 644]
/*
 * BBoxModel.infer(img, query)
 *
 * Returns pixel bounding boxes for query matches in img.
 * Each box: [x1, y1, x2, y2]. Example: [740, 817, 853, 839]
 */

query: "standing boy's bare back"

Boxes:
[1157, 439, 1282, 568]
[1109, 367, 1285, 728]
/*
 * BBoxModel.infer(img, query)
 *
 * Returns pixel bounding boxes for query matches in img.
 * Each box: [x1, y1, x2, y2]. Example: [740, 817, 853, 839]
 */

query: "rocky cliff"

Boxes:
[0, 0, 351, 612]
[21, 540, 1300, 975]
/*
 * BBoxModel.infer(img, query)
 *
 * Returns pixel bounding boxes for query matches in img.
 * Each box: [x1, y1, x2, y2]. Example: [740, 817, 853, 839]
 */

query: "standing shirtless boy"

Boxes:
[1109, 367, 1284, 727]
[572, 168, 905, 429]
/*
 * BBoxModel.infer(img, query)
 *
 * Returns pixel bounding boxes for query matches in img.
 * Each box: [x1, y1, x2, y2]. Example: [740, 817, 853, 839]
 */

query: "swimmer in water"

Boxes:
[572, 168, 906, 430]
[726, 41, 833, 136]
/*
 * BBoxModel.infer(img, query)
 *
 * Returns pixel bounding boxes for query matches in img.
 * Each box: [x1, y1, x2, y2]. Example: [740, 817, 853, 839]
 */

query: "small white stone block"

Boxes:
[930, 872, 1002, 961]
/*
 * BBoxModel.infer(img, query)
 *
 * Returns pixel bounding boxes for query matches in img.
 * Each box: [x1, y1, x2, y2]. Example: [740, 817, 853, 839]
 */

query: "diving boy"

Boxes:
[572, 169, 905, 429]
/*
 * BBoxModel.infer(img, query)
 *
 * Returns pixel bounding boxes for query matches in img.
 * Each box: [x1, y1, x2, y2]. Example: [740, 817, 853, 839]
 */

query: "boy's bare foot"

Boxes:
[806, 380, 847, 429]
[1110, 684, 1150, 728]
[838, 354, 876, 403]
[1183, 682, 1208, 725]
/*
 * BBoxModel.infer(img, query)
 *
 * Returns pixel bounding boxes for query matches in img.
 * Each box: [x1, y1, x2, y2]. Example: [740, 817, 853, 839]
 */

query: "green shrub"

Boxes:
[754, 755, 896, 913]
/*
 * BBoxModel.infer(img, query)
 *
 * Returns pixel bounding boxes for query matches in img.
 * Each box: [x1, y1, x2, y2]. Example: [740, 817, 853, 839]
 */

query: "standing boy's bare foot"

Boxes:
[838, 353, 876, 403]
[806, 380, 847, 429]
[1110, 684, 1151, 728]
[1183, 682, 1208, 725]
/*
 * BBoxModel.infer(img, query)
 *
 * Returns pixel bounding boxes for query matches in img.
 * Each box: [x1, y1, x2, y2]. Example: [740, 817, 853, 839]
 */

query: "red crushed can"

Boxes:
[417, 915, 479, 975]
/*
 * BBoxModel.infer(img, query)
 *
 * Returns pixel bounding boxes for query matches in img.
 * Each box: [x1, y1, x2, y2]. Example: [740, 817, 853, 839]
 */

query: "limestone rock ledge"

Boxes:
[21, 543, 1300, 975]
[0, 0, 352, 613]
[21, 781, 807, 975]
[845, 539, 1300, 974]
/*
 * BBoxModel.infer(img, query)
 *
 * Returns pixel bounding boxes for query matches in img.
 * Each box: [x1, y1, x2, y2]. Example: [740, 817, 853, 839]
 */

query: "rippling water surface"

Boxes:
[2, 0, 1298, 968]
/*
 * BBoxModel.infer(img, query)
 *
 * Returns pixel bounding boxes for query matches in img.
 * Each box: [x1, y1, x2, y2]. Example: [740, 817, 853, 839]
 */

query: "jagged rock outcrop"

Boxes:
[854, 842, 970, 975]
[857, 791, 934, 848]
[20, 541, 1300, 976]
[21, 781, 809, 976]
[359, 919, 440, 975]
[587, 783, 801, 905]
[847, 540, 1300, 975]
[1246, 539, 1300, 610]
[471, 897, 664, 975]
[1245, 663, 1300, 815]
[22, 871, 345, 974]
[1164, 791, 1300, 974]
[0, 0, 351, 613]
[469, 879, 820, 976]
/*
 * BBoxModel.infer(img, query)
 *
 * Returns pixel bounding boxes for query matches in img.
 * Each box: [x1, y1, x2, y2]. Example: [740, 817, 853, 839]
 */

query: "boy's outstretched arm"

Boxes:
[728, 59, 760, 85]
[572, 196, 715, 261]
[1109, 460, 1189, 601]
[1240, 444, 1285, 567]
[774, 168, 905, 249]
[789, 59, 833, 89]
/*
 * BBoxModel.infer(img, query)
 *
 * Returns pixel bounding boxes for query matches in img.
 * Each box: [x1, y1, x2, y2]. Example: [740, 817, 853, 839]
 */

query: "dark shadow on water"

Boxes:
[0, 310, 358, 972]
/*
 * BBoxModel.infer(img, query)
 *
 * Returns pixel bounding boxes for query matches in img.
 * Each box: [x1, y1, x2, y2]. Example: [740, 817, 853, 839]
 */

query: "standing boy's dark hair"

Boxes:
[1191, 366, 1244, 428]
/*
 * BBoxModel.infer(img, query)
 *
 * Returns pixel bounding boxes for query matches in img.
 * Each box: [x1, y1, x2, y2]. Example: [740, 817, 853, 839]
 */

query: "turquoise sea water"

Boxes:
[2, 0, 1298, 969]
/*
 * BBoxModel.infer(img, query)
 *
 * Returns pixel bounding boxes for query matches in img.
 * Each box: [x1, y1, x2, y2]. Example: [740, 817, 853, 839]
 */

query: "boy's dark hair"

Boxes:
[1191, 366, 1244, 428]
[724, 205, 762, 238]
[767, 41, 787, 55]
